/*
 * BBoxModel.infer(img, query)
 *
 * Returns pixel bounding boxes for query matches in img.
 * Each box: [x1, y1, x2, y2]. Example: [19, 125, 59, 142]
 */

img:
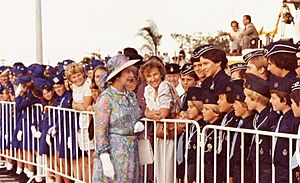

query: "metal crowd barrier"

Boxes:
[1, 101, 300, 183]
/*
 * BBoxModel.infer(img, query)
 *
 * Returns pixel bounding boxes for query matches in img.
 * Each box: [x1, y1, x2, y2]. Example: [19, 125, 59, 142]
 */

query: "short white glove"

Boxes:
[4, 134, 8, 142]
[100, 153, 115, 179]
[34, 131, 42, 139]
[46, 134, 52, 146]
[48, 126, 57, 137]
[17, 130, 22, 141]
[134, 121, 145, 133]
[67, 137, 72, 149]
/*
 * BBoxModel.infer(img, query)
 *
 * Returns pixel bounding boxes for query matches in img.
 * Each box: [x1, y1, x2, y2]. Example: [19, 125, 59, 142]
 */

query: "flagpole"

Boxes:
[35, 0, 43, 64]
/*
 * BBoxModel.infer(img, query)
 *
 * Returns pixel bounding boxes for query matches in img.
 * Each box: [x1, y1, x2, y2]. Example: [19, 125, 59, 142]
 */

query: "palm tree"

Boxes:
[137, 20, 162, 55]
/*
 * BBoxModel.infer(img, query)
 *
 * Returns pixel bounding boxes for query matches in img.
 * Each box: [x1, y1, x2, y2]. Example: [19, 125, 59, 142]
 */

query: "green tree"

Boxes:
[171, 31, 230, 54]
[137, 20, 162, 55]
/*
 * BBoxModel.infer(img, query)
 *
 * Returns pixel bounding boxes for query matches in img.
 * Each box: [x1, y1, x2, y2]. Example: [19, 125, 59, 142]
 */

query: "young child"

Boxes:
[244, 49, 269, 80]
[244, 73, 279, 183]
[269, 75, 299, 182]
[231, 84, 254, 183]
[201, 90, 223, 183]
[229, 62, 247, 86]
[184, 87, 206, 183]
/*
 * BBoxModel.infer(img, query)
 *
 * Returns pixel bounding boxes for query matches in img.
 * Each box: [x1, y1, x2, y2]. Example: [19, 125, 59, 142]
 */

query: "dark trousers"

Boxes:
[252, 162, 272, 183]
[232, 160, 254, 183]
[205, 162, 223, 183]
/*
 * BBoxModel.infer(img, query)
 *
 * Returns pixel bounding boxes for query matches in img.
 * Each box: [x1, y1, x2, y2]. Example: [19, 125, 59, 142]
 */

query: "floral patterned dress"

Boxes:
[92, 86, 141, 183]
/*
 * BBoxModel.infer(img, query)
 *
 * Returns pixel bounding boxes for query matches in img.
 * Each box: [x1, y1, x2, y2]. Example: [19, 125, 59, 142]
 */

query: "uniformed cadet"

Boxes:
[244, 49, 269, 80]
[165, 63, 185, 96]
[264, 40, 298, 79]
[201, 90, 223, 183]
[192, 44, 229, 93]
[269, 75, 299, 183]
[231, 84, 254, 183]
[216, 79, 239, 182]
[179, 63, 199, 111]
[49, 72, 73, 183]
[44, 65, 56, 78]
[244, 73, 279, 183]
[184, 87, 207, 183]
[12, 75, 41, 181]
[0, 67, 15, 95]
[229, 62, 247, 84]
[190, 47, 207, 87]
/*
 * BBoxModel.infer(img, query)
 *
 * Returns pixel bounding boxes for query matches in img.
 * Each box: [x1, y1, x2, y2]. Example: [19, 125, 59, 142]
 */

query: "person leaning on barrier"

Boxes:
[92, 55, 142, 183]
[231, 84, 255, 183]
[268, 75, 299, 183]
[201, 89, 223, 183]
[244, 74, 279, 183]
[140, 57, 181, 183]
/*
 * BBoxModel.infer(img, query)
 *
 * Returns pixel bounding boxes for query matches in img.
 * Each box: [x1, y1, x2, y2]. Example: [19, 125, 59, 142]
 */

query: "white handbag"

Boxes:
[138, 139, 154, 165]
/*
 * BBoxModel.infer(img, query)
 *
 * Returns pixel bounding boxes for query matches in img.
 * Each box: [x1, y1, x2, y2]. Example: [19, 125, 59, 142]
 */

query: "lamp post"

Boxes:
[35, 0, 43, 64]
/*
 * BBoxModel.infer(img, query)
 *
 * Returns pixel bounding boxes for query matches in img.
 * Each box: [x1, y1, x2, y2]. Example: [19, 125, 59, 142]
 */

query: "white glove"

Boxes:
[17, 131, 22, 141]
[67, 137, 72, 149]
[134, 121, 145, 133]
[100, 153, 115, 179]
[34, 131, 42, 139]
[4, 135, 8, 141]
[31, 126, 42, 138]
[46, 134, 52, 146]
[48, 126, 57, 137]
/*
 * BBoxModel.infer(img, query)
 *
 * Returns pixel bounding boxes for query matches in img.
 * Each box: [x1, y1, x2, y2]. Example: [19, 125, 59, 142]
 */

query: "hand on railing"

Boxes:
[46, 134, 52, 146]
[31, 126, 42, 139]
[67, 137, 72, 149]
[134, 121, 145, 133]
[48, 126, 57, 137]
[100, 153, 115, 179]
[17, 130, 22, 141]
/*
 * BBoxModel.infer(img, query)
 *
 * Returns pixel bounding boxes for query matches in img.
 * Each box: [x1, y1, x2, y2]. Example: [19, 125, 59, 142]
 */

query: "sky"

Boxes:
[0, 0, 298, 66]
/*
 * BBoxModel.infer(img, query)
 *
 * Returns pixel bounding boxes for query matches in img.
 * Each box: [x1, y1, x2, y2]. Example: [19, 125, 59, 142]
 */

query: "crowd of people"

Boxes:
[0, 27, 300, 183]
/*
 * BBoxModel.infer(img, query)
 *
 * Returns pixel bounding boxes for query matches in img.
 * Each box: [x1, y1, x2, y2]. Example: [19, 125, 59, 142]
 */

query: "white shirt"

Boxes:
[72, 80, 92, 103]
[176, 81, 185, 98]
[229, 29, 242, 52]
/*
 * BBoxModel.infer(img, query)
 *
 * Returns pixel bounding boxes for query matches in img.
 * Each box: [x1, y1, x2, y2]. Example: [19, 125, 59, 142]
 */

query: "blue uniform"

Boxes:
[0, 82, 15, 95]
[39, 109, 54, 155]
[231, 115, 254, 183]
[12, 92, 40, 150]
[273, 110, 299, 183]
[248, 106, 279, 183]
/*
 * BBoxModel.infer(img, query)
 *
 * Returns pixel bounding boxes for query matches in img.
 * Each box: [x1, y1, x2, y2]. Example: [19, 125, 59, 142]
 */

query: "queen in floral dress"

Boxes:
[92, 55, 142, 183]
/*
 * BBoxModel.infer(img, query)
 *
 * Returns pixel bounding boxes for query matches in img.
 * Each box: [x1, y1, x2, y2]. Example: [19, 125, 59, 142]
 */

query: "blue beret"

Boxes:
[264, 40, 297, 58]
[243, 49, 264, 62]
[15, 75, 31, 85]
[12, 65, 27, 75]
[52, 73, 64, 85]
[29, 64, 45, 78]
[244, 74, 270, 98]
[45, 65, 56, 75]
[201, 90, 218, 104]
[186, 87, 202, 101]
[268, 74, 293, 93]
[232, 84, 246, 102]
[0, 66, 7, 72]
[58, 59, 74, 73]
[91, 59, 104, 68]
[191, 44, 225, 61]
[165, 63, 180, 74]
[229, 62, 247, 73]
[33, 78, 47, 90]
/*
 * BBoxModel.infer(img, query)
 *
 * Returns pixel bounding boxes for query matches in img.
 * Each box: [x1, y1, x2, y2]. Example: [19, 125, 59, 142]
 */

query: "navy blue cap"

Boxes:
[0, 66, 7, 72]
[201, 90, 218, 104]
[28, 64, 45, 78]
[186, 87, 202, 101]
[15, 75, 31, 85]
[191, 44, 225, 61]
[214, 77, 232, 95]
[40, 79, 53, 91]
[12, 65, 27, 75]
[45, 65, 56, 75]
[180, 63, 194, 75]
[33, 78, 47, 90]
[91, 59, 104, 68]
[231, 79, 244, 87]
[165, 63, 180, 74]
[268, 74, 293, 93]
[244, 73, 270, 98]
[58, 59, 74, 73]
[291, 78, 300, 92]
[264, 40, 297, 58]
[229, 62, 247, 73]
[232, 84, 245, 102]
[243, 49, 264, 62]
[52, 73, 64, 85]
